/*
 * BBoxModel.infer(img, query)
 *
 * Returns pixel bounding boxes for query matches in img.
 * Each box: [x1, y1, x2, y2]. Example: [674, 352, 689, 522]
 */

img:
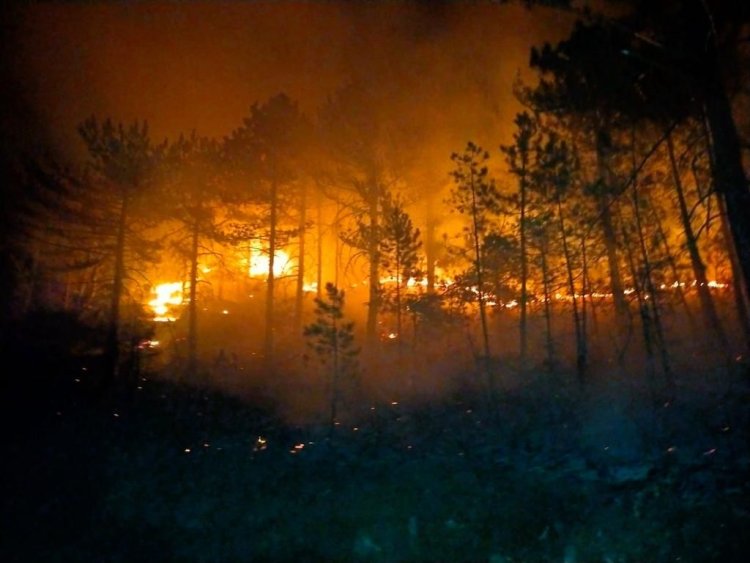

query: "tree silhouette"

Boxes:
[77, 117, 163, 382]
[502, 111, 538, 367]
[303, 282, 359, 429]
[161, 133, 227, 380]
[225, 93, 310, 368]
[379, 194, 422, 362]
[448, 142, 500, 391]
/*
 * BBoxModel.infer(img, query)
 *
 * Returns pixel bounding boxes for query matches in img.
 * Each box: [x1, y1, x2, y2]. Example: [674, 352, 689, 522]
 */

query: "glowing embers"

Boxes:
[253, 436, 268, 452]
[148, 282, 184, 322]
[246, 239, 294, 278]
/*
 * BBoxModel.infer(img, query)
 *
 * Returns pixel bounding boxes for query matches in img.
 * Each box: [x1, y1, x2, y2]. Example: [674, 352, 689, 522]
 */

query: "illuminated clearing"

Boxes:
[149, 282, 184, 322]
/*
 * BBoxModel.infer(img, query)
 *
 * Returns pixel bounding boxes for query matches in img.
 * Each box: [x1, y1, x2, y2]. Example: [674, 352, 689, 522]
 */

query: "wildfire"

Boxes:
[148, 282, 184, 322]
[247, 243, 293, 278]
[379, 275, 429, 288]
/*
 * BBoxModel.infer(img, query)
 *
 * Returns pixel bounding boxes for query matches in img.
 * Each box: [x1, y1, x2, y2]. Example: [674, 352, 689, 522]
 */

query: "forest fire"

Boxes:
[148, 282, 184, 322]
[247, 245, 293, 278]
[4, 2, 749, 561]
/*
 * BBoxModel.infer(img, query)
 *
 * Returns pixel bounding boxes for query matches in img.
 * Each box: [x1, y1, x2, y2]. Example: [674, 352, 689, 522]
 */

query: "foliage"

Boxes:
[379, 195, 422, 316]
[304, 282, 360, 425]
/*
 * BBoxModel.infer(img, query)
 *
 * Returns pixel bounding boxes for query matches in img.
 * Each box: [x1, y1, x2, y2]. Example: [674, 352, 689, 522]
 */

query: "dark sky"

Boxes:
[3, 1, 575, 163]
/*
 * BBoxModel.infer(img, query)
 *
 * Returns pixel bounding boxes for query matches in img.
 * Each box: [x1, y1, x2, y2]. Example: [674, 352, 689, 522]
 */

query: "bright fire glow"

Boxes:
[148, 282, 184, 322]
[248, 243, 293, 278]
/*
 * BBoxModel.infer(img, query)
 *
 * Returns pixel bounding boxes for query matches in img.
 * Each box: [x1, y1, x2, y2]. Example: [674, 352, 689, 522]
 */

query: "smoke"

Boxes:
[6, 1, 574, 159]
[3, 1, 579, 421]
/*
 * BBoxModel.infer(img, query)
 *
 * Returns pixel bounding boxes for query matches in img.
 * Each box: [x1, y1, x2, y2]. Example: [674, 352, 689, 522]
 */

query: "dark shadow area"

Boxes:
[2, 312, 748, 561]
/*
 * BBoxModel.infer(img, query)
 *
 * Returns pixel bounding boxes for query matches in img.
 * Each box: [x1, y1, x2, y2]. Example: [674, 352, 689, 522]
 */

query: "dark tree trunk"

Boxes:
[295, 183, 307, 331]
[666, 131, 729, 354]
[630, 176, 674, 392]
[703, 77, 750, 315]
[265, 173, 277, 367]
[425, 193, 436, 294]
[366, 186, 380, 348]
[186, 219, 200, 379]
[595, 130, 627, 319]
[651, 204, 696, 327]
[540, 240, 556, 368]
[470, 168, 492, 390]
[717, 194, 750, 352]
[557, 196, 586, 384]
[316, 192, 323, 299]
[519, 163, 529, 367]
[105, 193, 129, 383]
[621, 219, 658, 398]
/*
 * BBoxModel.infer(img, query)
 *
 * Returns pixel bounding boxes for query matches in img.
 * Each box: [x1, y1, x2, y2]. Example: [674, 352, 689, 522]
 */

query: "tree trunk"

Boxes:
[540, 240, 556, 368]
[330, 309, 339, 430]
[316, 191, 323, 299]
[187, 218, 200, 380]
[366, 183, 381, 348]
[470, 168, 492, 391]
[579, 230, 589, 364]
[425, 192, 436, 294]
[666, 130, 729, 354]
[295, 183, 307, 331]
[105, 193, 129, 383]
[650, 204, 696, 327]
[265, 173, 277, 368]
[621, 219, 658, 398]
[717, 193, 750, 353]
[519, 163, 529, 367]
[595, 130, 627, 319]
[629, 176, 673, 392]
[557, 196, 586, 384]
[703, 76, 750, 314]
[395, 239, 403, 357]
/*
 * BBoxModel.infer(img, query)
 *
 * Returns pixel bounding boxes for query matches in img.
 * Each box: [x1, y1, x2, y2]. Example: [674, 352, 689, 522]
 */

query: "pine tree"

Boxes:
[501, 111, 538, 367]
[77, 117, 163, 382]
[448, 142, 500, 392]
[161, 133, 226, 380]
[303, 282, 359, 429]
[379, 194, 422, 363]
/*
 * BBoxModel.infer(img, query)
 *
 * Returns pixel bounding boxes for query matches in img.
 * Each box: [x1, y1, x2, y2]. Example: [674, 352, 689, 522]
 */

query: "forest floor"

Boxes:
[2, 354, 750, 562]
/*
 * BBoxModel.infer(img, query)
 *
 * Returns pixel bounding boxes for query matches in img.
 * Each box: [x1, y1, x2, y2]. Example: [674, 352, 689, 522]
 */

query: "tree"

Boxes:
[664, 127, 729, 356]
[379, 194, 422, 361]
[303, 282, 359, 429]
[448, 142, 501, 390]
[533, 131, 588, 383]
[501, 111, 538, 366]
[161, 133, 226, 379]
[528, 1, 750, 332]
[77, 117, 163, 382]
[616, 0, 750, 309]
[527, 22, 644, 323]
[225, 93, 310, 368]
[318, 82, 408, 349]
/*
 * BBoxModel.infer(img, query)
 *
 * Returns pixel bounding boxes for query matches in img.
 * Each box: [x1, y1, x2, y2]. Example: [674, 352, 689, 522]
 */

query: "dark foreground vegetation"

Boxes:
[2, 319, 749, 563]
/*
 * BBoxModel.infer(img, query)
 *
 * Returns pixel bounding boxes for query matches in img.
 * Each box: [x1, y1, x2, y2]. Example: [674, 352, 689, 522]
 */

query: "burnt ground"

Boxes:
[2, 343, 749, 563]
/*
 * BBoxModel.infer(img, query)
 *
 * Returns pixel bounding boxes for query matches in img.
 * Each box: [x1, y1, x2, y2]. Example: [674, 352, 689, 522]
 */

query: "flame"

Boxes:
[248, 242, 293, 278]
[148, 282, 183, 322]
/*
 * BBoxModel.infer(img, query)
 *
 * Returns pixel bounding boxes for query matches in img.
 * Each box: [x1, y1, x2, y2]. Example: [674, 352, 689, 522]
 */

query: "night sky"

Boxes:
[3, 2, 573, 158]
